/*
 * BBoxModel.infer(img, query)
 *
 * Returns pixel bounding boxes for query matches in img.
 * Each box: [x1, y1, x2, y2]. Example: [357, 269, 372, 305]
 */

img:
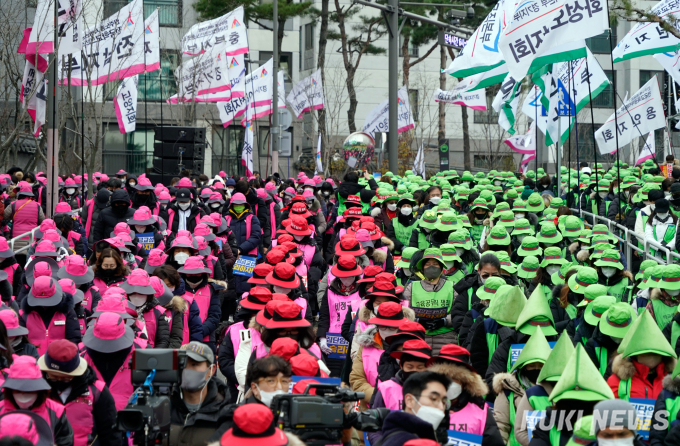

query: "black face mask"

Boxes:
[113, 205, 128, 216]
[475, 212, 486, 220]
[459, 200, 468, 208]
[522, 368, 541, 384]
[400, 370, 416, 382]
[47, 379, 72, 392]
[134, 193, 150, 205]
[99, 269, 116, 279]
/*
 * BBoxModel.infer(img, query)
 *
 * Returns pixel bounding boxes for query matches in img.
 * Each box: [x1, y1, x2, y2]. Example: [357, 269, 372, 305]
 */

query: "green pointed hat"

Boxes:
[537, 331, 576, 382]
[486, 285, 527, 325]
[511, 327, 552, 372]
[549, 344, 616, 402]
[617, 308, 646, 354]
[516, 286, 557, 336]
[621, 310, 677, 359]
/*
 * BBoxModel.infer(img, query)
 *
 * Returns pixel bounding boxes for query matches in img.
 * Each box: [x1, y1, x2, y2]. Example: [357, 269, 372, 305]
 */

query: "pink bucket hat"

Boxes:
[200, 215, 218, 228]
[194, 223, 216, 242]
[178, 178, 193, 188]
[1, 356, 51, 392]
[0, 407, 54, 446]
[39, 229, 65, 250]
[208, 192, 224, 204]
[58, 255, 94, 284]
[34, 240, 58, 257]
[110, 222, 133, 238]
[0, 309, 28, 337]
[256, 189, 267, 200]
[158, 190, 171, 203]
[134, 177, 154, 191]
[169, 235, 196, 252]
[177, 256, 211, 275]
[195, 236, 210, 256]
[149, 276, 173, 306]
[90, 295, 134, 320]
[64, 178, 76, 186]
[144, 248, 168, 274]
[120, 269, 155, 295]
[26, 258, 59, 286]
[54, 202, 74, 215]
[83, 312, 135, 353]
[230, 192, 247, 205]
[15, 181, 34, 197]
[213, 181, 225, 190]
[0, 237, 15, 258]
[58, 278, 84, 305]
[265, 182, 276, 192]
[129, 206, 155, 226]
[27, 276, 63, 307]
[35, 219, 58, 238]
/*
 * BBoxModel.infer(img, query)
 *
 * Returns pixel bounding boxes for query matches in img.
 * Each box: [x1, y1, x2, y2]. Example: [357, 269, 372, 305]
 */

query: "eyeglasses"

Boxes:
[260, 376, 292, 388]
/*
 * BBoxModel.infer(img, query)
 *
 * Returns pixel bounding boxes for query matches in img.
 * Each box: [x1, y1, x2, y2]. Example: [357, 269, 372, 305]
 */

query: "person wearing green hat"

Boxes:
[513, 332, 575, 446]
[529, 246, 567, 296]
[467, 285, 526, 377]
[408, 209, 437, 250]
[570, 283, 607, 346]
[451, 253, 503, 335]
[482, 225, 512, 256]
[517, 256, 539, 294]
[422, 185, 444, 213]
[510, 218, 535, 264]
[644, 198, 677, 260]
[495, 251, 518, 284]
[584, 301, 636, 379]
[395, 247, 418, 287]
[439, 244, 465, 285]
[385, 194, 418, 255]
[448, 230, 480, 275]
[607, 311, 677, 400]
[403, 248, 457, 349]
[594, 249, 633, 304]
[429, 212, 461, 248]
[630, 260, 659, 314]
[650, 359, 680, 445]
[492, 327, 551, 446]
[453, 189, 471, 214]
[646, 264, 680, 331]
[635, 187, 665, 238]
[467, 198, 491, 248]
[525, 193, 546, 217]
[584, 178, 612, 225]
[334, 170, 379, 216]
[370, 191, 400, 234]
[458, 276, 506, 348]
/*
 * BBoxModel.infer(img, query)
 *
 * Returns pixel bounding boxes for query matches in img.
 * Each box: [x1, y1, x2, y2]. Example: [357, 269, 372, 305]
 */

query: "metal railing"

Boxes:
[7, 207, 83, 256]
[572, 208, 680, 271]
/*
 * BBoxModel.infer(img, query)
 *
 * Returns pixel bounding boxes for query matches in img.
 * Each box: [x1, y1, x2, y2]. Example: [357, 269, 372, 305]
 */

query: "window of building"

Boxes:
[258, 126, 271, 157]
[305, 24, 314, 50]
[212, 125, 245, 177]
[592, 70, 615, 108]
[104, 0, 182, 26]
[399, 36, 419, 57]
[640, 70, 663, 88]
[138, 50, 180, 101]
[586, 29, 616, 54]
[473, 155, 513, 169]
[409, 89, 419, 123]
[473, 95, 499, 124]
[259, 51, 293, 79]
[103, 124, 155, 174]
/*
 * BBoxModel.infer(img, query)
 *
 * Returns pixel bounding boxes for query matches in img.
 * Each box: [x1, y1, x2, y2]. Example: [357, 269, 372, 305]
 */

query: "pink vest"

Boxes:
[225, 214, 257, 255]
[449, 401, 488, 435]
[377, 378, 403, 410]
[269, 201, 276, 240]
[67, 231, 81, 249]
[362, 345, 383, 389]
[12, 198, 40, 240]
[369, 246, 389, 269]
[294, 297, 308, 318]
[0, 398, 65, 429]
[84, 199, 95, 238]
[298, 243, 316, 268]
[64, 380, 106, 446]
[26, 311, 67, 356]
[142, 306, 166, 347]
[3, 264, 18, 291]
[228, 321, 246, 356]
[181, 295, 192, 345]
[93, 277, 124, 295]
[82, 286, 99, 313]
[85, 349, 134, 411]
[327, 289, 361, 333]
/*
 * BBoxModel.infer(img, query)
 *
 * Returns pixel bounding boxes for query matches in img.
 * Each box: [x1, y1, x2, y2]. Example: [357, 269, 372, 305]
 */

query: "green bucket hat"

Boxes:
[593, 249, 624, 270]
[566, 416, 596, 446]
[584, 295, 616, 326]
[448, 230, 472, 250]
[540, 247, 568, 268]
[486, 225, 511, 246]
[459, 214, 472, 228]
[526, 193, 545, 213]
[496, 251, 517, 274]
[511, 327, 552, 372]
[496, 211, 516, 228]
[657, 264, 680, 291]
[636, 259, 659, 281]
[461, 171, 474, 182]
[479, 190, 496, 206]
[477, 276, 506, 301]
[512, 218, 535, 236]
[504, 188, 519, 200]
[526, 170, 536, 179]
[568, 267, 599, 294]
[416, 247, 446, 271]
[518, 256, 540, 279]
[397, 194, 417, 207]
[550, 197, 564, 209]
[560, 216, 584, 238]
[537, 331, 576, 382]
[435, 211, 462, 232]
[577, 283, 608, 308]
[396, 247, 418, 268]
[516, 286, 557, 336]
[590, 244, 616, 261]
[620, 176, 637, 189]
[591, 224, 617, 243]
[552, 263, 580, 286]
[518, 236, 543, 257]
[599, 303, 636, 339]
[587, 234, 614, 250]
[434, 199, 453, 215]
[419, 210, 438, 230]
[439, 244, 462, 266]
[454, 189, 470, 201]
[549, 345, 615, 402]
[469, 198, 489, 212]
[512, 200, 528, 213]
[486, 285, 527, 324]
[492, 202, 511, 218]
[475, 172, 485, 179]
[638, 265, 663, 290]
[536, 222, 564, 244]
[621, 310, 677, 359]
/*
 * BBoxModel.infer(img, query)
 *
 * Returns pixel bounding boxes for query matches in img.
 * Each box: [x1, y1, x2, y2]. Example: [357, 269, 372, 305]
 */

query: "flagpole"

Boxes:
[604, 16, 623, 209]
[572, 60, 580, 214]
[534, 86, 538, 177]
[584, 58, 599, 187]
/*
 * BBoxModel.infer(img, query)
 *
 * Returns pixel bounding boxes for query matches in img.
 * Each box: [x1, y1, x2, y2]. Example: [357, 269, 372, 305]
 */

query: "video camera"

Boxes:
[271, 382, 390, 446]
[117, 349, 188, 446]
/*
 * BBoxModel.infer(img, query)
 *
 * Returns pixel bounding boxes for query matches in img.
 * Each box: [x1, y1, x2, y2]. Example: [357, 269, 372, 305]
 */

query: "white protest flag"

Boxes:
[413, 143, 426, 179]
[595, 76, 666, 155]
[287, 69, 325, 118]
[543, 69, 575, 146]
[20, 60, 47, 137]
[522, 85, 551, 138]
[144, 10, 160, 72]
[277, 70, 287, 109]
[216, 58, 256, 128]
[242, 120, 255, 176]
[655, 50, 680, 87]
[432, 86, 487, 110]
[60, 0, 145, 86]
[243, 59, 274, 118]
[636, 132, 656, 165]
[315, 133, 323, 175]
[446, 63, 508, 92]
[613, 0, 680, 63]
[498, 0, 606, 80]
[174, 46, 231, 102]
[181, 6, 248, 56]
[216, 94, 248, 127]
[492, 74, 522, 134]
[362, 86, 415, 137]
[520, 152, 537, 173]
[229, 54, 246, 98]
[114, 75, 138, 133]
[505, 121, 537, 154]
[27, 0, 82, 68]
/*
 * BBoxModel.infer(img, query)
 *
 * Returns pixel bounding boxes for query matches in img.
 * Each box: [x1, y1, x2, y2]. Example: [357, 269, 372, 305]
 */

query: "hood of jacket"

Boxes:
[95, 188, 111, 209]
[380, 236, 395, 253]
[338, 181, 365, 198]
[492, 371, 524, 396]
[110, 189, 131, 206]
[381, 410, 438, 442]
[576, 248, 590, 264]
[568, 241, 580, 254]
[663, 374, 680, 394]
[611, 354, 676, 381]
[21, 290, 74, 315]
[371, 245, 388, 265]
[428, 362, 488, 398]
[355, 325, 382, 349]
[167, 295, 188, 313]
[453, 272, 482, 294]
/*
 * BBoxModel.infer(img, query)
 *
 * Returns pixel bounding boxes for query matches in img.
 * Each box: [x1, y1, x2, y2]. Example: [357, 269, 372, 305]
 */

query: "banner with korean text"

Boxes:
[287, 69, 325, 118]
[181, 6, 248, 56]
[362, 86, 415, 137]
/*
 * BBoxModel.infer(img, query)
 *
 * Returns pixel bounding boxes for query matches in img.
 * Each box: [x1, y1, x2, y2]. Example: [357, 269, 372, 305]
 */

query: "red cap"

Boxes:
[357, 265, 383, 283]
[367, 301, 406, 328]
[248, 263, 274, 285]
[331, 255, 363, 278]
[426, 344, 475, 371]
[220, 404, 288, 446]
[264, 301, 310, 329]
[390, 339, 432, 361]
[290, 353, 320, 377]
[334, 236, 366, 256]
[265, 263, 301, 289]
[269, 337, 300, 361]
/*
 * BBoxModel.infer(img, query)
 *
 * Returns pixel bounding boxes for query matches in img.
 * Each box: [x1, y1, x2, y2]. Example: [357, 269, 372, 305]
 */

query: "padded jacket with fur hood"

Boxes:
[429, 362, 504, 446]
[607, 354, 677, 399]
[492, 372, 525, 444]
[513, 381, 554, 446]
[650, 374, 680, 446]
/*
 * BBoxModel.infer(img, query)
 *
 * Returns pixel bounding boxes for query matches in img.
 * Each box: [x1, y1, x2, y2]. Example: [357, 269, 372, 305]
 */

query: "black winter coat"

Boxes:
[81, 188, 111, 244]
[584, 325, 618, 380]
[451, 273, 483, 332]
[380, 410, 444, 446]
[0, 256, 24, 299]
[137, 298, 170, 348]
[167, 202, 206, 235]
[92, 189, 135, 243]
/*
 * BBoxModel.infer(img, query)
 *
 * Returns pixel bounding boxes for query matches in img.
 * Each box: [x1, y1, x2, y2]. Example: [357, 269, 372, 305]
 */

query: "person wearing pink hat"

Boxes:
[166, 188, 206, 237]
[53, 212, 85, 257]
[0, 356, 74, 446]
[59, 177, 82, 209]
[19, 276, 81, 356]
[6, 181, 44, 251]
[91, 248, 129, 294]
[0, 410, 55, 446]
[178, 256, 222, 351]
[120, 269, 170, 348]
[57, 255, 101, 314]
[131, 177, 169, 224]
[0, 236, 24, 299]
[226, 179, 271, 246]
[0, 308, 38, 358]
[127, 206, 163, 257]
[80, 188, 111, 248]
[38, 339, 122, 446]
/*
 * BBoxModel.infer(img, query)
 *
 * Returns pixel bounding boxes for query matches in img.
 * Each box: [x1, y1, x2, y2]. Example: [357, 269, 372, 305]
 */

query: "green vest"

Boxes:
[565, 304, 577, 319]
[392, 217, 417, 249]
[606, 277, 630, 303]
[506, 392, 522, 446]
[666, 396, 680, 431]
[361, 200, 370, 214]
[651, 299, 679, 331]
[411, 280, 455, 335]
[445, 268, 465, 284]
[337, 193, 347, 215]
[486, 332, 499, 366]
[549, 427, 561, 446]
[464, 261, 476, 275]
[470, 224, 484, 246]
[618, 378, 631, 401]
[672, 321, 680, 351]
[594, 345, 608, 376]
[528, 393, 551, 411]
[417, 231, 430, 250]
[650, 224, 676, 259]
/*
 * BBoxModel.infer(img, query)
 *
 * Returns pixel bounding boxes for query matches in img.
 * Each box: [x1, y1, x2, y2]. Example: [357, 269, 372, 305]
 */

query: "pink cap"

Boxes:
[117, 233, 133, 244]
[128, 269, 150, 287]
[326, 179, 335, 186]
[73, 175, 83, 184]
[64, 178, 76, 186]
[35, 240, 56, 254]
[265, 182, 276, 191]
[58, 278, 77, 295]
[92, 312, 127, 340]
[0, 413, 40, 445]
[32, 276, 57, 298]
[256, 188, 267, 200]
[147, 248, 167, 267]
[313, 175, 322, 184]
[103, 237, 126, 250]
[230, 192, 247, 204]
[303, 190, 314, 199]
[41, 229, 61, 244]
[183, 256, 206, 271]
[219, 171, 227, 178]
[304, 180, 315, 187]
[103, 286, 126, 299]
[17, 181, 33, 195]
[117, 170, 127, 175]
[33, 262, 54, 279]
[285, 187, 296, 195]
[113, 222, 130, 236]
[96, 297, 128, 314]
[176, 230, 193, 242]
[194, 224, 212, 238]
[297, 172, 305, 178]
[178, 178, 193, 188]
[209, 192, 222, 201]
[213, 182, 225, 190]
[131, 207, 153, 223]
[100, 174, 109, 182]
[149, 276, 166, 298]
[0, 237, 9, 252]
[6, 355, 43, 380]
[137, 177, 153, 188]
[195, 236, 208, 251]
[63, 255, 88, 276]
[210, 213, 223, 227]
[0, 309, 21, 331]
[38, 219, 57, 234]
[54, 202, 72, 213]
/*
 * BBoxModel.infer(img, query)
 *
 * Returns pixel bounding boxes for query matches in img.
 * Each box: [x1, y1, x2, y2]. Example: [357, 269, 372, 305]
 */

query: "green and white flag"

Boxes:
[544, 70, 575, 146]
[613, 0, 680, 63]
[492, 74, 522, 134]
[446, 63, 508, 92]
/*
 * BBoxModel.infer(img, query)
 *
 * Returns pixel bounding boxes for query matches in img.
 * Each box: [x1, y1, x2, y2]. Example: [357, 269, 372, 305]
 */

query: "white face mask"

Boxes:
[429, 196, 441, 205]
[66, 188, 76, 195]
[293, 234, 306, 242]
[129, 294, 148, 307]
[516, 234, 526, 243]
[546, 265, 561, 276]
[256, 385, 285, 407]
[494, 180, 502, 186]
[413, 398, 446, 428]
[624, 190, 630, 199]
[9, 337, 20, 348]
[598, 191, 608, 199]
[273, 285, 292, 295]
[134, 225, 147, 233]
[401, 207, 413, 216]
[447, 382, 462, 400]
[387, 203, 398, 212]
[657, 212, 669, 220]
[596, 437, 635, 446]
[667, 288, 680, 297]
[455, 248, 465, 257]
[174, 252, 190, 265]
[601, 266, 618, 278]
[323, 191, 330, 196]
[515, 213, 526, 220]
[178, 202, 191, 211]
[210, 203, 221, 208]
[378, 327, 398, 339]
[14, 392, 38, 409]
[340, 277, 355, 287]
[401, 268, 411, 276]
[227, 188, 234, 196]
[304, 188, 314, 193]
[462, 182, 470, 187]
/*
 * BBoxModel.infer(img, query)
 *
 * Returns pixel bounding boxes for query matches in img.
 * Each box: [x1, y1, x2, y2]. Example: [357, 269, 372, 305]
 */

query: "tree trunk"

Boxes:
[317, 0, 329, 171]
[402, 34, 410, 88]
[345, 66, 357, 133]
